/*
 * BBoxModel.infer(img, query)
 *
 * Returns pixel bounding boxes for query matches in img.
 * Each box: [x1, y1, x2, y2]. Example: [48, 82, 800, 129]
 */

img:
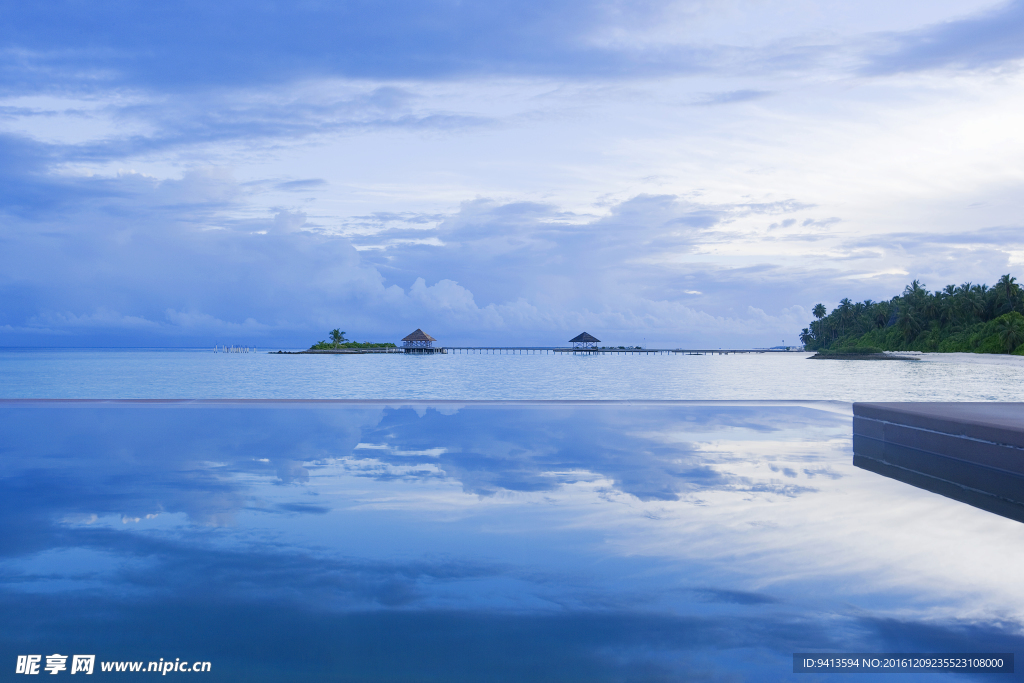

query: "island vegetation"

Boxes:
[309, 329, 396, 350]
[800, 274, 1024, 355]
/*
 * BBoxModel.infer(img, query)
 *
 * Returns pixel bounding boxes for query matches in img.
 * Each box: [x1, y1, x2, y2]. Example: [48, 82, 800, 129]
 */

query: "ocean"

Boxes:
[2, 348, 1023, 401]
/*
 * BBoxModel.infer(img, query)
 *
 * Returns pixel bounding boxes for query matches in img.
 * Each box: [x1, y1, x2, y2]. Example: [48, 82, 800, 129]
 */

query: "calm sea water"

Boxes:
[2, 348, 1024, 400]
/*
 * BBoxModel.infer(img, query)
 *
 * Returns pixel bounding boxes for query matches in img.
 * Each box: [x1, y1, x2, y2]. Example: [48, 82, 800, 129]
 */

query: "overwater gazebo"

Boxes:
[402, 328, 437, 352]
[569, 332, 600, 350]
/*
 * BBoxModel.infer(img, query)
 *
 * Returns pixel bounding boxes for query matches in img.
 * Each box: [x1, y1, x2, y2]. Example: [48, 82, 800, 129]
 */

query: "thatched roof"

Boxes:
[402, 328, 437, 342]
[569, 332, 600, 343]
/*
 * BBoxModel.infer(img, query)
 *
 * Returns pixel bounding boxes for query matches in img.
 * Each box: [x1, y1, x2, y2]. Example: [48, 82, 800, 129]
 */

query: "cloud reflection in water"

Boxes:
[1, 402, 1022, 681]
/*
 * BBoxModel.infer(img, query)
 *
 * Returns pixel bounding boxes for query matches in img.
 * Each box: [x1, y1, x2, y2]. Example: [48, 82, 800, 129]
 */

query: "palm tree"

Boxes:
[810, 304, 827, 347]
[818, 319, 834, 345]
[897, 305, 921, 346]
[938, 285, 956, 326]
[996, 274, 1021, 315]
[975, 284, 994, 321]
[838, 298, 854, 337]
[866, 300, 887, 329]
[852, 301, 866, 333]
[329, 329, 347, 348]
[997, 315, 1024, 353]
[903, 280, 927, 302]
[955, 284, 984, 324]
[922, 291, 940, 322]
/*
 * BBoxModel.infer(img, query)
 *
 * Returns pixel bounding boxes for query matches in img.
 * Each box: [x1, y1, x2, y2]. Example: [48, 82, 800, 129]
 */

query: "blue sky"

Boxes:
[2, 0, 1023, 347]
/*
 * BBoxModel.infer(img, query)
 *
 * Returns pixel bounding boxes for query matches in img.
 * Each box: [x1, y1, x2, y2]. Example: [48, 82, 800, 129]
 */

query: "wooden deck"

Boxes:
[853, 402, 1024, 523]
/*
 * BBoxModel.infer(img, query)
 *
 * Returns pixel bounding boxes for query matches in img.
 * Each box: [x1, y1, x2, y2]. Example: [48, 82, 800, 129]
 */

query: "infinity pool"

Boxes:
[1, 401, 1020, 681]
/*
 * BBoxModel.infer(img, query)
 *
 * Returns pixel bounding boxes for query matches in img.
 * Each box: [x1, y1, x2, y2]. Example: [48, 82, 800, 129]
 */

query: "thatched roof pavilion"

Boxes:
[402, 329, 437, 348]
[570, 332, 600, 349]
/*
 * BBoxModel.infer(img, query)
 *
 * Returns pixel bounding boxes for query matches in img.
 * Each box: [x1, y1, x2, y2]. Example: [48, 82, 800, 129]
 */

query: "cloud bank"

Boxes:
[2, 1, 1024, 346]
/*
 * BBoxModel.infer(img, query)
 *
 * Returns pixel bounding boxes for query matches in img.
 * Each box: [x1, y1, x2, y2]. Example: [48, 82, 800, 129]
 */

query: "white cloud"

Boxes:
[3, 2, 1024, 347]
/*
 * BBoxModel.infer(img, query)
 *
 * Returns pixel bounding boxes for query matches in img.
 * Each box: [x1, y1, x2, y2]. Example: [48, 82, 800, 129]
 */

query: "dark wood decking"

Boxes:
[853, 402, 1024, 523]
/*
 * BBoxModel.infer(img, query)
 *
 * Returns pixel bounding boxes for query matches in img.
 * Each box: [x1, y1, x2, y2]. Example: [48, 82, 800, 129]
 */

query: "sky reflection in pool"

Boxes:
[1, 401, 1021, 681]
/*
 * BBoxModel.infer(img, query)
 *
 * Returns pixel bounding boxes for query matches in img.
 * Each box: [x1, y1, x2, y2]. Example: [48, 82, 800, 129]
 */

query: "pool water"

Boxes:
[1, 400, 1020, 681]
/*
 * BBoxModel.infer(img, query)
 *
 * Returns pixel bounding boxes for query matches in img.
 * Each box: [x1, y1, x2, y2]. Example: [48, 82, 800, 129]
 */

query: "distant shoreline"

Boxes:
[892, 351, 1024, 366]
[810, 350, 1024, 364]
[810, 352, 919, 361]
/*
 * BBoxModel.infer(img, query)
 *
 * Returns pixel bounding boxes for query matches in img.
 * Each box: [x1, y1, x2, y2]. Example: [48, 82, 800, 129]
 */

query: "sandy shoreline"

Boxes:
[884, 351, 1024, 366]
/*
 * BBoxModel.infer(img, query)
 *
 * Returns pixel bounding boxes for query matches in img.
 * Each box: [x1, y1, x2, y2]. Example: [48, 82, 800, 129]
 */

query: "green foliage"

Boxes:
[310, 329, 396, 350]
[975, 333, 1004, 354]
[806, 275, 1024, 354]
[340, 341, 397, 348]
[309, 340, 397, 349]
[936, 331, 974, 353]
[813, 346, 884, 357]
[996, 311, 1024, 353]
[832, 346, 884, 355]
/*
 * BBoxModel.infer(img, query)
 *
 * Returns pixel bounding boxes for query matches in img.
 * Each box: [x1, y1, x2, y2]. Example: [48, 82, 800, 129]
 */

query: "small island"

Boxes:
[272, 329, 397, 354]
[308, 329, 396, 350]
[801, 274, 1024, 356]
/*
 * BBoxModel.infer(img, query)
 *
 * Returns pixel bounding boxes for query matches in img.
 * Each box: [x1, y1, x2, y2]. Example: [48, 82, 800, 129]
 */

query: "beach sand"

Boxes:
[886, 351, 1024, 366]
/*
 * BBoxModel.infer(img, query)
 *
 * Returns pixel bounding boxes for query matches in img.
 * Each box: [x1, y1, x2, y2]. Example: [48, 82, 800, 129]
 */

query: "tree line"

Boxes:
[309, 329, 396, 350]
[800, 274, 1024, 354]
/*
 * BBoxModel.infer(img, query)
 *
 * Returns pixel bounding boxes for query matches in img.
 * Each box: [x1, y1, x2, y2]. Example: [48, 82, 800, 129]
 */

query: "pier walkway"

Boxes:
[292, 347, 798, 355]
[445, 347, 775, 355]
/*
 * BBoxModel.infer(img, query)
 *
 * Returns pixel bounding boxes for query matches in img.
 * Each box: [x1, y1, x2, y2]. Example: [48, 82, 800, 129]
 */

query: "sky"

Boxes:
[2, 0, 1023, 348]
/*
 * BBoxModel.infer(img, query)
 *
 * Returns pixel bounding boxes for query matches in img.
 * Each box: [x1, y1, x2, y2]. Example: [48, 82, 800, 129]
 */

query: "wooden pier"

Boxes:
[445, 347, 774, 354]
[288, 347, 794, 355]
[280, 328, 802, 355]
